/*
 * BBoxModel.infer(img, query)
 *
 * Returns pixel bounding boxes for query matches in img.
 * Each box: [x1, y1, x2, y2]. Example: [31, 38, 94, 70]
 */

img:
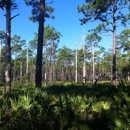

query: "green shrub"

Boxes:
[0, 82, 130, 129]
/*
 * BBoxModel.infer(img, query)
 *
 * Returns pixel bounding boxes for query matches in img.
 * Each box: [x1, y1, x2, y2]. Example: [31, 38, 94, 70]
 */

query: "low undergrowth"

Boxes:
[0, 81, 130, 130]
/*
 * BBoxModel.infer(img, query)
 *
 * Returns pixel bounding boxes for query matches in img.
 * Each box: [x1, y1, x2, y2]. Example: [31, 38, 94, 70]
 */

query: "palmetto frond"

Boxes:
[92, 101, 112, 113]
[109, 113, 128, 130]
[9, 98, 21, 111]
[20, 95, 32, 111]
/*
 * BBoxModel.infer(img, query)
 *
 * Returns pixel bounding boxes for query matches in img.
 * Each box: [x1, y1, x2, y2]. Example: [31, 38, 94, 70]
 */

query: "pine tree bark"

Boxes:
[0, 40, 2, 82]
[92, 42, 95, 84]
[52, 42, 55, 82]
[20, 50, 22, 81]
[45, 53, 48, 84]
[112, 1, 117, 86]
[36, 0, 45, 88]
[75, 44, 77, 82]
[49, 56, 52, 82]
[61, 64, 64, 81]
[5, 0, 11, 93]
[13, 55, 16, 82]
[26, 41, 28, 83]
[82, 44, 86, 83]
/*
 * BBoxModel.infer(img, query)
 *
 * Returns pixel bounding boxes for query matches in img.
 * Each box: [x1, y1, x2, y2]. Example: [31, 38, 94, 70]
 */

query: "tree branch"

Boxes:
[10, 13, 20, 20]
[94, 73, 105, 85]
[116, 34, 130, 38]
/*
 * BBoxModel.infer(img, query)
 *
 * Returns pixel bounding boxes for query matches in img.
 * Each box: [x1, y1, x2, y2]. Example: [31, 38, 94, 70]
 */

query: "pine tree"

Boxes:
[24, 0, 54, 88]
[0, 0, 19, 93]
[78, 0, 130, 85]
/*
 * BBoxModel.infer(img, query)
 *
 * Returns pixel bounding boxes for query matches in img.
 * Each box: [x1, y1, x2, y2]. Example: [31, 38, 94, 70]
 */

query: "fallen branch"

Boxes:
[94, 73, 105, 85]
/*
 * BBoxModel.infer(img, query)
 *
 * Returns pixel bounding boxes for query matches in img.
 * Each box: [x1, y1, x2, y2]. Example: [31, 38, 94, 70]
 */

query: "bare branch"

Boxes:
[10, 13, 20, 20]
[116, 34, 130, 38]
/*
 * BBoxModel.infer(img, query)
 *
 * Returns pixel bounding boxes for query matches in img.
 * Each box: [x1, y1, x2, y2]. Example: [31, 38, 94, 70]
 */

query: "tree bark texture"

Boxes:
[112, 1, 117, 86]
[36, 0, 45, 88]
[0, 40, 2, 82]
[5, 0, 11, 93]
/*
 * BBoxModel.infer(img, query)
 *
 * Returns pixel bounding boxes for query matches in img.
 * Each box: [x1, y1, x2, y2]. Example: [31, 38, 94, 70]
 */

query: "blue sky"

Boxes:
[0, 0, 128, 51]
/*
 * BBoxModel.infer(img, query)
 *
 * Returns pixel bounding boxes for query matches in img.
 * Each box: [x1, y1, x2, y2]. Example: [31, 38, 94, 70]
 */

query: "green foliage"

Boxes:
[24, 0, 54, 22]
[0, 0, 18, 10]
[117, 29, 130, 52]
[0, 30, 5, 41]
[78, 0, 129, 25]
[44, 24, 62, 43]
[109, 113, 128, 130]
[0, 82, 130, 129]
[57, 45, 74, 66]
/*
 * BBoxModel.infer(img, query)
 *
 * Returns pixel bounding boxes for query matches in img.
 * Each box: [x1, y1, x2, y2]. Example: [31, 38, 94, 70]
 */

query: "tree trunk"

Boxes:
[83, 44, 86, 83]
[65, 66, 67, 81]
[13, 55, 16, 82]
[20, 51, 22, 81]
[20, 61, 22, 81]
[26, 41, 28, 83]
[52, 42, 55, 82]
[49, 57, 52, 82]
[61, 64, 64, 81]
[75, 43, 77, 83]
[36, 0, 45, 88]
[52, 59, 55, 82]
[33, 64, 35, 82]
[45, 52, 48, 84]
[30, 55, 34, 82]
[5, 0, 11, 93]
[0, 40, 2, 82]
[112, 1, 117, 86]
[92, 42, 95, 84]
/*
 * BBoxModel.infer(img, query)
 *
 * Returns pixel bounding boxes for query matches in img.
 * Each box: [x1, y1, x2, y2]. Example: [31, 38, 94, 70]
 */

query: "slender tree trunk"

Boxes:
[30, 55, 34, 82]
[0, 40, 2, 82]
[66, 66, 67, 81]
[45, 51, 47, 85]
[91, 57, 93, 82]
[52, 60, 55, 82]
[62, 64, 64, 81]
[92, 42, 95, 84]
[52, 42, 55, 82]
[33, 64, 35, 82]
[83, 44, 86, 83]
[36, 0, 45, 88]
[5, 0, 11, 93]
[69, 67, 71, 81]
[13, 55, 16, 82]
[112, 1, 117, 86]
[52, 57, 55, 82]
[26, 41, 28, 83]
[75, 43, 77, 83]
[20, 61, 22, 81]
[49, 57, 52, 82]
[82, 31, 86, 83]
[20, 51, 22, 81]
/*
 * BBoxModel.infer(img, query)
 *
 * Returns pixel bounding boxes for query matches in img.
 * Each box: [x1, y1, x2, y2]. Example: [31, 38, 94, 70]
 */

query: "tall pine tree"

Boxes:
[78, 0, 130, 85]
[0, 0, 19, 93]
[24, 0, 54, 88]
